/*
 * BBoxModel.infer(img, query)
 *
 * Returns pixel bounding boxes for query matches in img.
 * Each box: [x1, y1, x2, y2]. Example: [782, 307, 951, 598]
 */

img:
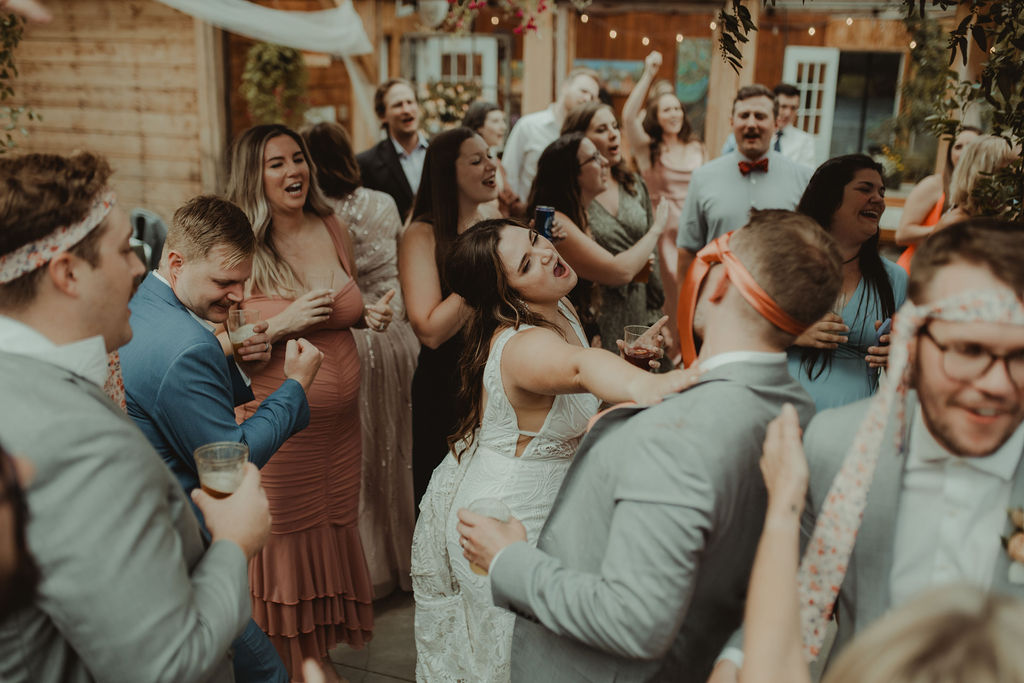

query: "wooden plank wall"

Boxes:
[9, 0, 203, 223]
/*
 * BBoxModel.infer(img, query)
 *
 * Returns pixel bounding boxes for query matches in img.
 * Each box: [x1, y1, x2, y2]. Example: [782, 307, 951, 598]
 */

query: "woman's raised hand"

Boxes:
[644, 50, 663, 74]
[650, 199, 670, 238]
[274, 289, 335, 338]
[364, 289, 396, 332]
[760, 403, 808, 517]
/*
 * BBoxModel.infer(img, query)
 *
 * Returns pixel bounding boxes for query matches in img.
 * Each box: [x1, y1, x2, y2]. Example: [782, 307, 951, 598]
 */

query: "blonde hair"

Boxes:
[824, 585, 1024, 683]
[225, 124, 333, 298]
[948, 135, 1015, 216]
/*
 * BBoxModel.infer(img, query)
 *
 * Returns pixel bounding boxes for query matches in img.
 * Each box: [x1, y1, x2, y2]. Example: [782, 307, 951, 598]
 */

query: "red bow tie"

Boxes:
[738, 158, 769, 175]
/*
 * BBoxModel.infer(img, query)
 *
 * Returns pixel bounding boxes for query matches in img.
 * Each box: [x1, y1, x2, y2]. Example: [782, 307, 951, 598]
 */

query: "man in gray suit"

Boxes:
[457, 210, 842, 682]
[0, 151, 271, 682]
[711, 218, 1024, 680]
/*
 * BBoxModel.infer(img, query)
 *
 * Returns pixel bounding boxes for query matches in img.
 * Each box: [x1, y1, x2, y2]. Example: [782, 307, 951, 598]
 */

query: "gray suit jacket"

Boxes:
[801, 396, 1024, 664]
[490, 359, 815, 682]
[0, 352, 249, 683]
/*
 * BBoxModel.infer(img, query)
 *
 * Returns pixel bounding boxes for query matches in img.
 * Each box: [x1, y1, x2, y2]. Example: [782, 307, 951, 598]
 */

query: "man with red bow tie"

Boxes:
[676, 85, 812, 308]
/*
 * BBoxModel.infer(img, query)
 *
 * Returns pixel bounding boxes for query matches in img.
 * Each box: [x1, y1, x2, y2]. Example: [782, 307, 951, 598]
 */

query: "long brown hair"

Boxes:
[444, 218, 563, 459]
[525, 132, 589, 230]
[301, 121, 362, 200]
[410, 126, 478, 277]
[561, 101, 638, 196]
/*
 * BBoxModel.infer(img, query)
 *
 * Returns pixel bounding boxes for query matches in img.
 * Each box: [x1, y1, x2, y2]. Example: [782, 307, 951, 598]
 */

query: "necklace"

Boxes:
[842, 253, 859, 265]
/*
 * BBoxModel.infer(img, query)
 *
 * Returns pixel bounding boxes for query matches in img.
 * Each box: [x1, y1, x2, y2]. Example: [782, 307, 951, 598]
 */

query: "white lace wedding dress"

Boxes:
[411, 303, 599, 683]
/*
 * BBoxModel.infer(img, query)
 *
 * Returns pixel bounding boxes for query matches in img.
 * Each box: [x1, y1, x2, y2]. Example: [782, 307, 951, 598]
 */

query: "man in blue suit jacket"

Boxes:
[120, 195, 324, 683]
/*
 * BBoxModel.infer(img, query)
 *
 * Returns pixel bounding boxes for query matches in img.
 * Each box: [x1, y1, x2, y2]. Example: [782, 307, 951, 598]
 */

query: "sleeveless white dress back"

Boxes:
[412, 302, 599, 682]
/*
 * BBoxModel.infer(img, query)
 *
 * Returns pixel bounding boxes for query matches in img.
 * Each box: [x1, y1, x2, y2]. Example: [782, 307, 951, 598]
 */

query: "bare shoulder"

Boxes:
[402, 220, 436, 246]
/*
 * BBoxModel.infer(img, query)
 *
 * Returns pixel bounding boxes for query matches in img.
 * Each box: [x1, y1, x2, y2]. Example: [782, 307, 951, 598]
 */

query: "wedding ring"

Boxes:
[264, 342, 270, 352]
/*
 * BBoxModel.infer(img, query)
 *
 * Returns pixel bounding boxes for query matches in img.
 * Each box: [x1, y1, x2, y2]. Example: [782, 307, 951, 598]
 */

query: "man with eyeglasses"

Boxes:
[711, 217, 1024, 680]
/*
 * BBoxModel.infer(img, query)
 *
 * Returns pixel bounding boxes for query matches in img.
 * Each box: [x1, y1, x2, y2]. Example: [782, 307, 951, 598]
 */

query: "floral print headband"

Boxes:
[0, 191, 116, 284]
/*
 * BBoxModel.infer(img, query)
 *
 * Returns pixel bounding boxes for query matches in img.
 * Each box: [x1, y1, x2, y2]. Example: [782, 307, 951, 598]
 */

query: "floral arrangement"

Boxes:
[419, 80, 482, 134]
[442, 0, 589, 34]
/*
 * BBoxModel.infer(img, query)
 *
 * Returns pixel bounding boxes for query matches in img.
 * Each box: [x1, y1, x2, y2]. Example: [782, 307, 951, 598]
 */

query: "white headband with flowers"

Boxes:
[0, 190, 116, 284]
[797, 287, 1024, 660]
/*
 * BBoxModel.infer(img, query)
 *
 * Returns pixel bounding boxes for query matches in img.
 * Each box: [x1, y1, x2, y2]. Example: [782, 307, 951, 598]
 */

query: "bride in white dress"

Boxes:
[411, 219, 694, 682]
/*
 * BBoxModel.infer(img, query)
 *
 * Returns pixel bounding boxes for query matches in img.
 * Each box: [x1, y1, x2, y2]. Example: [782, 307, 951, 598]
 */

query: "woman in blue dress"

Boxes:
[789, 154, 907, 409]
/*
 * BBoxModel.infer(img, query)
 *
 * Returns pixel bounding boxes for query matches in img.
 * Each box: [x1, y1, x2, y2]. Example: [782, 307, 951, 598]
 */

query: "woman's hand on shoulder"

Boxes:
[627, 365, 702, 406]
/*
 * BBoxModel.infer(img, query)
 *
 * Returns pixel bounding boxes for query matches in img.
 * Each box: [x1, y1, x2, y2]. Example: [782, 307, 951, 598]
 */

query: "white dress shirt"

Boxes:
[0, 315, 108, 386]
[392, 132, 429, 195]
[890, 409, 1024, 606]
[501, 104, 561, 199]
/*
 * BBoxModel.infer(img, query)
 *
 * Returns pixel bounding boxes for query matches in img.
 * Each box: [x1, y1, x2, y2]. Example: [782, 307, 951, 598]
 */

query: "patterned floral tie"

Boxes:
[797, 289, 1024, 660]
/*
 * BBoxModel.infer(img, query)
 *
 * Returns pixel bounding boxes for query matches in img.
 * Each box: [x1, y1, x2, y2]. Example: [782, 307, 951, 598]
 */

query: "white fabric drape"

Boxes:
[154, 0, 372, 56]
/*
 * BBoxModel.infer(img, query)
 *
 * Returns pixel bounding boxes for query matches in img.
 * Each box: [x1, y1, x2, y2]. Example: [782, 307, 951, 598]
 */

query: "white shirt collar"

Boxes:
[0, 315, 108, 386]
[390, 132, 428, 158]
[906, 406, 1024, 481]
[152, 271, 215, 332]
[699, 350, 786, 373]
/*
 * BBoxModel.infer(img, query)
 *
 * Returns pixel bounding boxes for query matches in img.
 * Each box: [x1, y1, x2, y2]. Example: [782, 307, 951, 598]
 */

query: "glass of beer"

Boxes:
[194, 441, 248, 499]
[623, 324, 662, 371]
[226, 309, 261, 361]
[466, 497, 511, 576]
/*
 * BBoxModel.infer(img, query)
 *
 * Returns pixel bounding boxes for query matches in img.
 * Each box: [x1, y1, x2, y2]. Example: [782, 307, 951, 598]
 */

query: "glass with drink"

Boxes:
[623, 324, 663, 371]
[226, 309, 261, 361]
[194, 441, 248, 499]
[466, 497, 511, 576]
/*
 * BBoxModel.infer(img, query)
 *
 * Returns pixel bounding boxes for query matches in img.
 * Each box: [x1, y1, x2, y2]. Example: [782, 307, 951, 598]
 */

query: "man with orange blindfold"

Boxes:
[455, 210, 841, 682]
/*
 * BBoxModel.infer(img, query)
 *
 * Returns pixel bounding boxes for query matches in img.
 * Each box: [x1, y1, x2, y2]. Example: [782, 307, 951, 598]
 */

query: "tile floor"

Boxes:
[329, 590, 416, 682]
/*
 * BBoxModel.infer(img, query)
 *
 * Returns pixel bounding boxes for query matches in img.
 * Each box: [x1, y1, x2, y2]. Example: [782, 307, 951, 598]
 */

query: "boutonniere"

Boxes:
[1002, 508, 1024, 583]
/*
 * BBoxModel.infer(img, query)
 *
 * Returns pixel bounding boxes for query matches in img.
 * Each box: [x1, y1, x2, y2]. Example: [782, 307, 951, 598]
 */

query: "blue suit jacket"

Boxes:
[121, 273, 310, 497]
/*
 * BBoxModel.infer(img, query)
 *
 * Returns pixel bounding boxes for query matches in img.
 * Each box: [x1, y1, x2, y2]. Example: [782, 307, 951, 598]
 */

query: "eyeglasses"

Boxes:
[920, 325, 1024, 387]
[579, 151, 604, 167]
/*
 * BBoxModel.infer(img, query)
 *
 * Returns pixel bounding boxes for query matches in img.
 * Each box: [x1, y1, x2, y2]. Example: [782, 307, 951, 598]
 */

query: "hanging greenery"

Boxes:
[0, 12, 39, 154]
[240, 42, 309, 129]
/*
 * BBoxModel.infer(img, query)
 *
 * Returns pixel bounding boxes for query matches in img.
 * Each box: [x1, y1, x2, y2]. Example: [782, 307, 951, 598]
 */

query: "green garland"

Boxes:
[1, 12, 38, 154]
[240, 42, 309, 129]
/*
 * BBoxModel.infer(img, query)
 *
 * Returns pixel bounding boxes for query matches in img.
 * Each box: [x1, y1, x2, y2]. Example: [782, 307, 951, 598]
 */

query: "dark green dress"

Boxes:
[587, 175, 666, 355]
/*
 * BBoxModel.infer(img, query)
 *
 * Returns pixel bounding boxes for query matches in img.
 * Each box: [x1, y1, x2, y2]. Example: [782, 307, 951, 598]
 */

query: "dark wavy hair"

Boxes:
[561, 101, 638, 196]
[642, 92, 695, 168]
[444, 218, 563, 459]
[525, 132, 589, 230]
[796, 153, 896, 380]
[410, 126, 479, 276]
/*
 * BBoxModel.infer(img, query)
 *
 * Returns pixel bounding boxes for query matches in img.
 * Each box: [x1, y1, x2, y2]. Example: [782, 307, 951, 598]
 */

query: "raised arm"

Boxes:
[398, 220, 470, 349]
[622, 51, 662, 175]
[894, 174, 943, 246]
[555, 204, 667, 287]
[501, 323, 696, 406]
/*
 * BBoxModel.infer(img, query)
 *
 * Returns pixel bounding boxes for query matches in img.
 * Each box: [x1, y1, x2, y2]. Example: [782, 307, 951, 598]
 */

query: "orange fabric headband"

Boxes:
[676, 231, 807, 367]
